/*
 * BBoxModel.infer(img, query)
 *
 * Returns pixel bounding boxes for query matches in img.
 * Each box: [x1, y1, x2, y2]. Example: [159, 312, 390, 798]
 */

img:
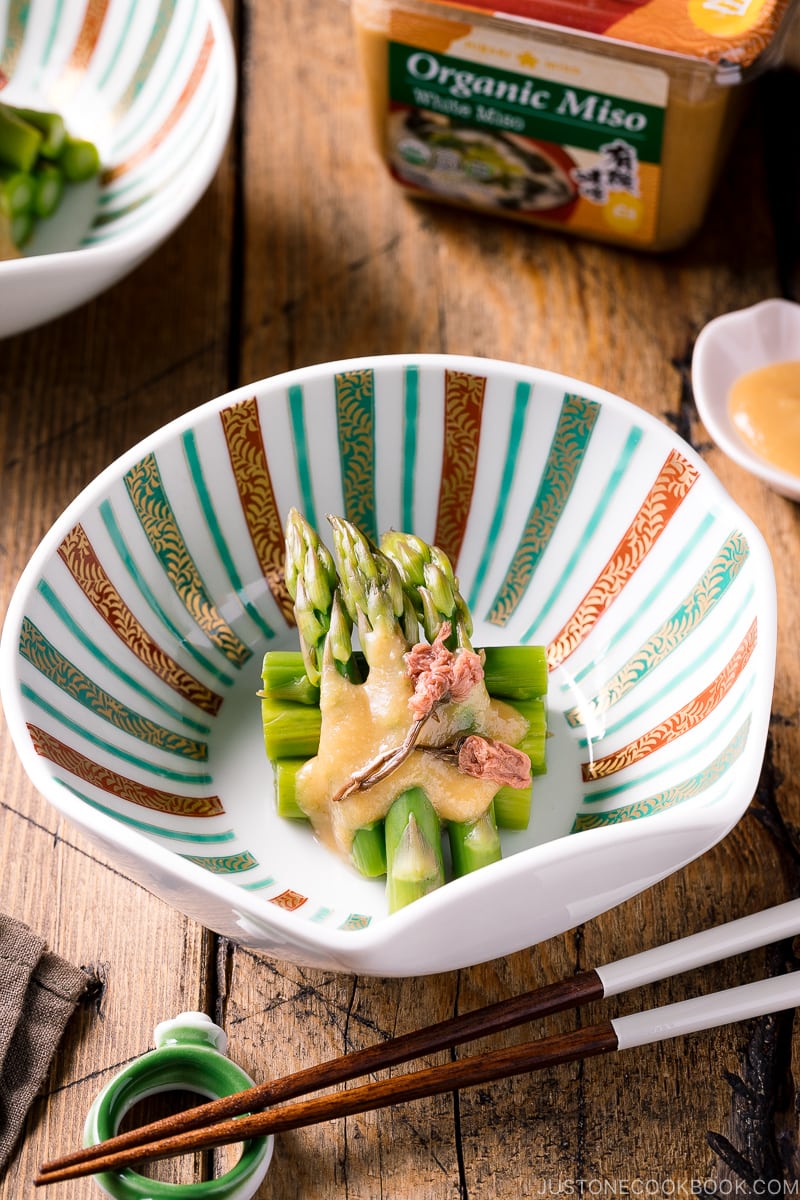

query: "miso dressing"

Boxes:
[728, 360, 800, 476]
[296, 626, 527, 858]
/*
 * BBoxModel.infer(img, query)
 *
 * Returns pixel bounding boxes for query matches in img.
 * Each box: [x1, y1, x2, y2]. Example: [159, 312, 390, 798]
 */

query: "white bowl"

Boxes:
[692, 298, 800, 502]
[0, 0, 235, 339]
[0, 355, 777, 976]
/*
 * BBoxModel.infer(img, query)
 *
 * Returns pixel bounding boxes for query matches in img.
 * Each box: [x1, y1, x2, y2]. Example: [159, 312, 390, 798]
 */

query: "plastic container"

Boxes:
[352, 0, 798, 250]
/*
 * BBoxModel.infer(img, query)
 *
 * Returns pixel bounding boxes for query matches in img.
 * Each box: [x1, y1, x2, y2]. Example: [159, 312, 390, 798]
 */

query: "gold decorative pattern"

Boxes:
[581, 618, 757, 781]
[58, 524, 223, 715]
[565, 529, 750, 727]
[28, 725, 225, 815]
[125, 453, 251, 666]
[488, 393, 601, 626]
[220, 397, 295, 623]
[434, 370, 486, 568]
[548, 449, 699, 669]
[19, 617, 207, 760]
[183, 851, 258, 873]
[574, 717, 751, 831]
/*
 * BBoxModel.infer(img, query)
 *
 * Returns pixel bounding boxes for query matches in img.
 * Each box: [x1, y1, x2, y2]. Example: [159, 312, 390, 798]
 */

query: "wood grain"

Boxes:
[1, 0, 799, 1196]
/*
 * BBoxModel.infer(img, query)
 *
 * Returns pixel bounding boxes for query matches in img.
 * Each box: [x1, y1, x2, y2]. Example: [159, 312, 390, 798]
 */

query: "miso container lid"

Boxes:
[422, 0, 796, 68]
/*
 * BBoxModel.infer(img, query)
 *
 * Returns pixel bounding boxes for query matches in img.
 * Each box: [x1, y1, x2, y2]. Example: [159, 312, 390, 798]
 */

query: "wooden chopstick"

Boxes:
[35, 1021, 619, 1185]
[35, 898, 800, 1187]
[34, 968, 604, 1185]
[34, 969, 800, 1187]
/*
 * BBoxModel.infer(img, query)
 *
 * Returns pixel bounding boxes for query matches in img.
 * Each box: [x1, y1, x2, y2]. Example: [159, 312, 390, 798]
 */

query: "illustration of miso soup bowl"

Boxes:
[0, 355, 777, 976]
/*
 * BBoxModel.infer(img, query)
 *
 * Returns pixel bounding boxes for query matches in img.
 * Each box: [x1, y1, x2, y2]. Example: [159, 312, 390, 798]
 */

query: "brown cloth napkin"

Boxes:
[0, 914, 91, 1174]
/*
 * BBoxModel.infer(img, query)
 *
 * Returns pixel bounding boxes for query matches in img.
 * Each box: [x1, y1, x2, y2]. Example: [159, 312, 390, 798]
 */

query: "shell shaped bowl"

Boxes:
[0, 0, 235, 339]
[0, 355, 777, 976]
[692, 298, 800, 502]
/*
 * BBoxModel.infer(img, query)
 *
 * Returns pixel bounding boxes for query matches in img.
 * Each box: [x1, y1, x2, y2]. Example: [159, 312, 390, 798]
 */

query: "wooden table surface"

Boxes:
[2, 3, 800, 1195]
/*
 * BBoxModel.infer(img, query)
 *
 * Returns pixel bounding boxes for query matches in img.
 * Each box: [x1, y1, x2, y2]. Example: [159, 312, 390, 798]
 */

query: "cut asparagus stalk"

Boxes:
[448, 801, 502, 877]
[273, 753, 387, 876]
[261, 698, 320, 760]
[7, 106, 66, 158]
[261, 650, 320, 705]
[261, 645, 548, 706]
[273, 757, 308, 820]
[58, 134, 100, 182]
[482, 644, 547, 700]
[0, 211, 20, 258]
[0, 103, 42, 171]
[0, 166, 34, 216]
[384, 787, 445, 912]
[508, 697, 548, 773]
[493, 784, 533, 831]
[10, 209, 33, 247]
[351, 821, 387, 878]
[32, 161, 64, 218]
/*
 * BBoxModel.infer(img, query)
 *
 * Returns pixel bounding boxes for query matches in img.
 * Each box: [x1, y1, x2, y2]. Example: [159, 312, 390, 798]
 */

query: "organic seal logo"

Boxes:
[688, 0, 771, 38]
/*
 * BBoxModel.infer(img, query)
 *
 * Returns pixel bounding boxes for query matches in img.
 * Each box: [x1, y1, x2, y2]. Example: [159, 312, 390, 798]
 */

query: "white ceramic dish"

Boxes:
[0, 355, 777, 976]
[0, 0, 235, 339]
[692, 298, 800, 502]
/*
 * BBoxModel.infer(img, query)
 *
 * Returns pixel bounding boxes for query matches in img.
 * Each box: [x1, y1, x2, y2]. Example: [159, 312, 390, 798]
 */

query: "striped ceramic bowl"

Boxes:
[0, 0, 235, 337]
[0, 356, 777, 975]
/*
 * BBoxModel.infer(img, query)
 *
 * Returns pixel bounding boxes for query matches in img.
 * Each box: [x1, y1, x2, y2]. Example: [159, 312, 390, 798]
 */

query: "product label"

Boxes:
[385, 13, 669, 243]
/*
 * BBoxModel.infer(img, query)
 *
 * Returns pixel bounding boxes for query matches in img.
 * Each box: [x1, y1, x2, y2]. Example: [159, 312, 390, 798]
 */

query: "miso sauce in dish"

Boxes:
[728, 361, 800, 477]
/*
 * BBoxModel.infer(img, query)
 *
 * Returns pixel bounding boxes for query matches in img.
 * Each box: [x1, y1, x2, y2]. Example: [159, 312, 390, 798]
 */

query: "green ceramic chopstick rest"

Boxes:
[83, 1011, 273, 1200]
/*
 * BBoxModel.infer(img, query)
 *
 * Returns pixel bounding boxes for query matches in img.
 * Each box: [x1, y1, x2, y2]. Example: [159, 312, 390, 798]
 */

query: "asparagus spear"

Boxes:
[281, 510, 393, 875]
[329, 515, 418, 650]
[384, 787, 445, 912]
[381, 530, 472, 649]
[284, 507, 353, 686]
[267, 515, 549, 902]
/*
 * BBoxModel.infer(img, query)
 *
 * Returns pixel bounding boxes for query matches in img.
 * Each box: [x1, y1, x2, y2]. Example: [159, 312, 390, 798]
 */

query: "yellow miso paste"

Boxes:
[729, 360, 800, 476]
[296, 626, 528, 858]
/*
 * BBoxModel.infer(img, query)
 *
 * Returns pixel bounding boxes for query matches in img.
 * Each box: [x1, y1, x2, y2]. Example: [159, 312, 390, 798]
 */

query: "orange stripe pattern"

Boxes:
[28, 725, 225, 816]
[220, 397, 294, 624]
[58, 524, 223, 716]
[103, 21, 215, 183]
[434, 370, 486, 568]
[581, 618, 757, 782]
[547, 449, 699, 669]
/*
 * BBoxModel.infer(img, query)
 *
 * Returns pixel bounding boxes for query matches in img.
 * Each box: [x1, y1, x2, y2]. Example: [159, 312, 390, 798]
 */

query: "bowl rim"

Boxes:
[0, 353, 779, 958]
[692, 298, 800, 500]
[0, 0, 236, 279]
